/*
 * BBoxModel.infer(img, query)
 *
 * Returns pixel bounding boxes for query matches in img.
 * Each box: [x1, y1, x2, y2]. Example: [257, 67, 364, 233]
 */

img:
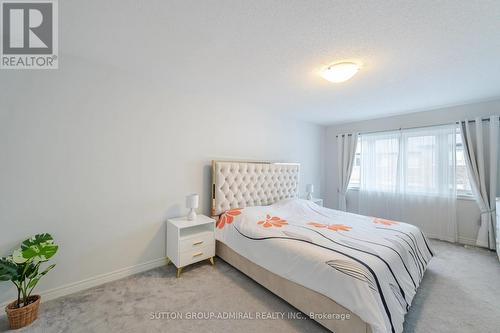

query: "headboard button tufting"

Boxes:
[212, 161, 300, 216]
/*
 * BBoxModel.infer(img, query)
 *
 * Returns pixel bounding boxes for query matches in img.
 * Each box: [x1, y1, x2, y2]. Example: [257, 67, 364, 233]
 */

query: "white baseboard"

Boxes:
[426, 233, 477, 246]
[457, 236, 477, 246]
[1, 257, 167, 309]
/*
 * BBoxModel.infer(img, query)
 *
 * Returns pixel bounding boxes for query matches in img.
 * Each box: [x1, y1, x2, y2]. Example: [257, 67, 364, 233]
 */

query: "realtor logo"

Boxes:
[1, 0, 58, 69]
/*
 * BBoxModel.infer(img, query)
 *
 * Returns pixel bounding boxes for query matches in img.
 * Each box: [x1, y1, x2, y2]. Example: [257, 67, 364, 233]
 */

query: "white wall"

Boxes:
[0, 82, 325, 305]
[325, 99, 500, 244]
[0, 2, 325, 304]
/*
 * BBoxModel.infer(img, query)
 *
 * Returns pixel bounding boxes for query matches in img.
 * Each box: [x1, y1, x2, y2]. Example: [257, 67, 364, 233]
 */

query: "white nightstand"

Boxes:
[302, 197, 323, 206]
[166, 215, 216, 278]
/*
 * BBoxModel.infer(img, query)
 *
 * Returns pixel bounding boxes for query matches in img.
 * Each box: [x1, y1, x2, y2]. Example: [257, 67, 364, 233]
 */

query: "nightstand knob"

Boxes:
[193, 241, 204, 246]
[193, 252, 203, 257]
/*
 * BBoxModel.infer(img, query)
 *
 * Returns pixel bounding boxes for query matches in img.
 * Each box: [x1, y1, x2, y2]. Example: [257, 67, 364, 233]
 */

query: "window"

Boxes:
[348, 125, 473, 197]
[366, 134, 400, 192]
[404, 134, 440, 194]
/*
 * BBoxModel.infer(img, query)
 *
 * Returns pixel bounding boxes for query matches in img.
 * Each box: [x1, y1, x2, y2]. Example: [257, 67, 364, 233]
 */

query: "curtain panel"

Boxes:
[460, 116, 499, 253]
[337, 133, 358, 211]
[357, 125, 458, 242]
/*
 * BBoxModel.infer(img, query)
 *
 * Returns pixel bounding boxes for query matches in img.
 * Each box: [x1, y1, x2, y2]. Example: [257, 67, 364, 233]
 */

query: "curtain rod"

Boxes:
[335, 116, 498, 138]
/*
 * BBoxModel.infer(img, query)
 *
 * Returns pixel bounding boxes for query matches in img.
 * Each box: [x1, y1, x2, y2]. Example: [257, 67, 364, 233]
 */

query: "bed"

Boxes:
[211, 161, 432, 333]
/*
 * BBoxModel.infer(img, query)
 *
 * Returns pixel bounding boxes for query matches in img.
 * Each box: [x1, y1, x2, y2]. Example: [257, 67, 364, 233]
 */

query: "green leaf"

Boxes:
[20, 233, 58, 263]
[13, 262, 35, 283]
[12, 248, 27, 264]
[26, 262, 41, 279]
[27, 264, 55, 290]
[39, 264, 55, 277]
[27, 277, 40, 290]
[0, 258, 17, 281]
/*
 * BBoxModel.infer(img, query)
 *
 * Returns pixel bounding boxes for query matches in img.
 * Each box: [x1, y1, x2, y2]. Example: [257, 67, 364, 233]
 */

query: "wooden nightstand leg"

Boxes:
[209, 257, 214, 265]
[176, 267, 183, 278]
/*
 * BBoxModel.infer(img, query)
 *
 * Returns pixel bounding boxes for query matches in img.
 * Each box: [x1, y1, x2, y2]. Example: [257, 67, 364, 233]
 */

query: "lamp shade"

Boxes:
[186, 194, 199, 209]
[321, 62, 360, 83]
[306, 184, 314, 193]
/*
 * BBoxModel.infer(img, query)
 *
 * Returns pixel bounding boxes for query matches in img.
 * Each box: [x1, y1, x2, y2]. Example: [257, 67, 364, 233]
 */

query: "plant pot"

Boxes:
[5, 295, 41, 330]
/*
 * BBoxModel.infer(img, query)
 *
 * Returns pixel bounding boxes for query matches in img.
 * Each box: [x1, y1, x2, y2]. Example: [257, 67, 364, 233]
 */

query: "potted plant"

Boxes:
[0, 233, 58, 329]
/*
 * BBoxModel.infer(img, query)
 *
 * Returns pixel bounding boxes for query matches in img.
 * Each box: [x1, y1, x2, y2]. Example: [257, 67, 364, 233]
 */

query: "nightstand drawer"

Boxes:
[179, 231, 214, 252]
[179, 245, 215, 267]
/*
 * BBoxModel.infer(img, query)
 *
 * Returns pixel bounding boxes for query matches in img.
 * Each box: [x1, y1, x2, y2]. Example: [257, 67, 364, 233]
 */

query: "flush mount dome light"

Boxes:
[321, 62, 360, 83]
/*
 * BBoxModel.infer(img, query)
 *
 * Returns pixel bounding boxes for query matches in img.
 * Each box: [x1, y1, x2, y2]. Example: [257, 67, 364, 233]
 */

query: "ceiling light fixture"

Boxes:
[321, 62, 360, 83]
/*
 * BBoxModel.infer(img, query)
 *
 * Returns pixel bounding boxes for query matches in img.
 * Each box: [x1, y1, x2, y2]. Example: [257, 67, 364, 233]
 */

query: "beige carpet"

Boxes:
[1, 240, 499, 333]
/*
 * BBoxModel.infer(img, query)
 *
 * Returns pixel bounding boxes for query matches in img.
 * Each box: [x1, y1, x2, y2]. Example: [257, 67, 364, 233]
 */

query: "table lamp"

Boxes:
[186, 194, 199, 221]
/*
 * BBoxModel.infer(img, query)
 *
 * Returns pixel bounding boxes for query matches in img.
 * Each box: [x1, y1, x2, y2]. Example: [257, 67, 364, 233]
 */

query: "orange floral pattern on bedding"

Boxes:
[216, 209, 242, 229]
[373, 218, 399, 226]
[257, 215, 288, 228]
[307, 222, 352, 232]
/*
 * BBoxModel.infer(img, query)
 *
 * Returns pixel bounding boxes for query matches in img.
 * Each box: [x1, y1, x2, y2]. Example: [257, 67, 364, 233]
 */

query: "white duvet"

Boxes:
[215, 199, 433, 333]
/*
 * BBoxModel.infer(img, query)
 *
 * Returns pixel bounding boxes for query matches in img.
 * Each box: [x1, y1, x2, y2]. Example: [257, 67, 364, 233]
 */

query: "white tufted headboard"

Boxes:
[211, 161, 300, 216]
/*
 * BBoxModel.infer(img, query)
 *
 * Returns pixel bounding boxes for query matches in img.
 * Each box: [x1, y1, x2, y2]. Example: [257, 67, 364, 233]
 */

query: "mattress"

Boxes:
[215, 199, 433, 333]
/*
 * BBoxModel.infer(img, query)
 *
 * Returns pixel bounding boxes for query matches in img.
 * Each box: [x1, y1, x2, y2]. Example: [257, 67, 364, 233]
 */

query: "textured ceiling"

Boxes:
[18, 0, 500, 125]
[200, 0, 500, 125]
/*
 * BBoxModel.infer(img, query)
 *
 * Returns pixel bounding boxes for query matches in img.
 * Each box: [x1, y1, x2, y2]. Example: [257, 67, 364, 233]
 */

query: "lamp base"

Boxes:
[306, 193, 313, 200]
[187, 209, 197, 221]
